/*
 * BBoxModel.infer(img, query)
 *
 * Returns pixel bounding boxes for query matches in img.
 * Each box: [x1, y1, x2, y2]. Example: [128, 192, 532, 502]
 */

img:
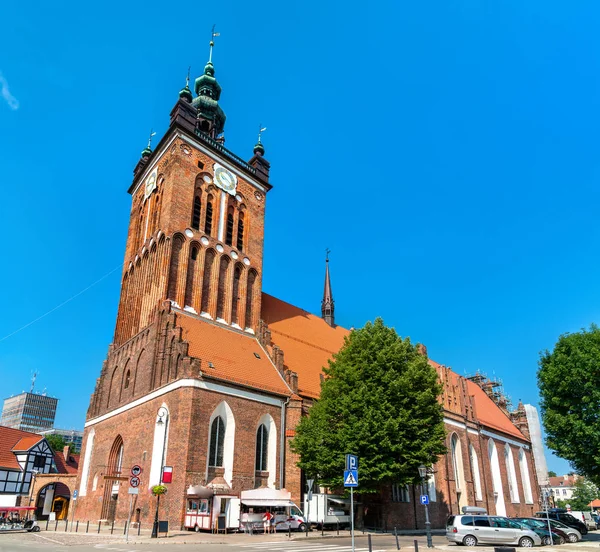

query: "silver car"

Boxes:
[446, 513, 542, 547]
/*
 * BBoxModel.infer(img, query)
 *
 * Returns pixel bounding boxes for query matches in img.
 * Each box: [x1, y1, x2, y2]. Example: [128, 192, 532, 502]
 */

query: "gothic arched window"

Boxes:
[255, 424, 268, 471]
[205, 197, 214, 236]
[236, 212, 245, 251]
[192, 196, 201, 230]
[124, 370, 131, 389]
[225, 207, 234, 246]
[209, 416, 225, 467]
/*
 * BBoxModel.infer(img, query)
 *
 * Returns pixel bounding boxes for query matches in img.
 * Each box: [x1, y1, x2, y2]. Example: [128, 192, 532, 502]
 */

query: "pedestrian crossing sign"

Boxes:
[344, 469, 358, 487]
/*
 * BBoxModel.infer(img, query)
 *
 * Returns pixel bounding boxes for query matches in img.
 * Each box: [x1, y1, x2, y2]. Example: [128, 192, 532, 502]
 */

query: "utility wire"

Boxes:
[0, 263, 123, 343]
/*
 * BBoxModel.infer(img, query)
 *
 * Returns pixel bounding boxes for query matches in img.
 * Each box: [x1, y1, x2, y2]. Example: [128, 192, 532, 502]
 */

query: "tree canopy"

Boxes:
[44, 434, 74, 453]
[548, 470, 557, 478]
[538, 325, 600, 487]
[568, 478, 599, 510]
[290, 318, 446, 493]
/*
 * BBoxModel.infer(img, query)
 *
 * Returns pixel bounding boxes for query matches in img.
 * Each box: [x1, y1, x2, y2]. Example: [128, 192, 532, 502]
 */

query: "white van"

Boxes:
[239, 488, 306, 532]
[568, 511, 596, 530]
[304, 493, 351, 529]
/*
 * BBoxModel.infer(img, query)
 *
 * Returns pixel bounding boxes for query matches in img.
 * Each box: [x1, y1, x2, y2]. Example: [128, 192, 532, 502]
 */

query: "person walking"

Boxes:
[263, 511, 271, 534]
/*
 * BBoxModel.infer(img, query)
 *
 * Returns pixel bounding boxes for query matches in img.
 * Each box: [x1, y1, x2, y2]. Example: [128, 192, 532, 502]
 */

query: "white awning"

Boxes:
[328, 498, 351, 505]
[241, 499, 294, 507]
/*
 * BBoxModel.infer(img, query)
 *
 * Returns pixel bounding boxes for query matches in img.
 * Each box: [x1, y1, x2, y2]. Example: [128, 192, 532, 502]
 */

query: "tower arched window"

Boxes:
[470, 444, 483, 501]
[231, 265, 242, 326]
[505, 444, 520, 502]
[209, 416, 225, 467]
[225, 207, 234, 246]
[236, 212, 245, 251]
[255, 424, 268, 471]
[192, 196, 201, 230]
[245, 270, 257, 330]
[205, 197, 214, 236]
[124, 370, 130, 389]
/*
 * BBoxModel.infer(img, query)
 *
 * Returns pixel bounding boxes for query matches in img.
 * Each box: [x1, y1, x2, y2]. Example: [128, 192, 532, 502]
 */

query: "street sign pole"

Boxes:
[350, 486, 354, 552]
[125, 492, 134, 543]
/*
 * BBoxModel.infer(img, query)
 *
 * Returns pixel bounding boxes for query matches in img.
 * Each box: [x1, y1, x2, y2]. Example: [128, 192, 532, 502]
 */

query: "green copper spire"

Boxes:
[141, 129, 156, 159]
[254, 125, 267, 156]
[192, 26, 226, 137]
[179, 66, 193, 103]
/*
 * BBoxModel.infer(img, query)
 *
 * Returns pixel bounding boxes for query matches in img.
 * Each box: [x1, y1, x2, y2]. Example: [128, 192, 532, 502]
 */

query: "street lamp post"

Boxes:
[151, 407, 168, 539]
[418, 464, 433, 548]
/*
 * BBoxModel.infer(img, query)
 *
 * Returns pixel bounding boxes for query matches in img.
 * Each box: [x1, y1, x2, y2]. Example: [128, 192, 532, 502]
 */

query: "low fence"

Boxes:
[41, 519, 146, 536]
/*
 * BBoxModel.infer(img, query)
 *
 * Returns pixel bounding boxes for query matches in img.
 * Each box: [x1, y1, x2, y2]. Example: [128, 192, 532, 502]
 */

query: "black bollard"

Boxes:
[322, 523, 324, 537]
[288, 525, 291, 539]
[138, 522, 141, 536]
[65, 519, 68, 532]
[305, 523, 308, 537]
[86, 521, 89, 533]
[337, 521, 340, 536]
[123, 522, 127, 535]
[111, 520, 115, 534]
[97, 521, 101, 533]
[55, 520, 58, 531]
[414, 539, 419, 552]
[368, 533, 373, 552]
[45, 519, 49, 531]
[76, 521, 79, 533]
[395, 527, 400, 550]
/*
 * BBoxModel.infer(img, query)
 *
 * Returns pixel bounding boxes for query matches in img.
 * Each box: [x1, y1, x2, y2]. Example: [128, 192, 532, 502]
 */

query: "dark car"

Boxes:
[535, 509, 588, 535]
[514, 517, 567, 545]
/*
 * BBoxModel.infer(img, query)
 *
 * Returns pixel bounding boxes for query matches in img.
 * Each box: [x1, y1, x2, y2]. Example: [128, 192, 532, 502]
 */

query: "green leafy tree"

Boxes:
[548, 471, 557, 478]
[291, 318, 446, 493]
[569, 478, 599, 510]
[44, 434, 74, 453]
[554, 498, 568, 509]
[538, 325, 600, 486]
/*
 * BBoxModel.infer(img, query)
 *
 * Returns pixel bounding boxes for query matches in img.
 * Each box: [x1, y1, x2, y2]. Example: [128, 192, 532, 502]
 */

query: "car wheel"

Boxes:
[33, 526, 41, 533]
[542, 536, 551, 546]
[581, 527, 588, 535]
[519, 537, 534, 548]
[298, 523, 307, 532]
[463, 535, 478, 547]
[567, 533, 578, 543]
[194, 525, 200, 532]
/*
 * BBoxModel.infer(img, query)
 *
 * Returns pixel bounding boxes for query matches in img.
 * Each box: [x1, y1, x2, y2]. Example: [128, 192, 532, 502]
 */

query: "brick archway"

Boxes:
[29, 474, 76, 520]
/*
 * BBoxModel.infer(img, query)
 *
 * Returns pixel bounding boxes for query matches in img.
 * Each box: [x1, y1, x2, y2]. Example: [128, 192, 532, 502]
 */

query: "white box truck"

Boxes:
[303, 493, 351, 529]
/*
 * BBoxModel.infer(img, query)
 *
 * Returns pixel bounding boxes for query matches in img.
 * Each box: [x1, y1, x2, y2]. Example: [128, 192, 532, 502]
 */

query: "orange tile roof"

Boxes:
[53, 451, 80, 474]
[176, 311, 292, 397]
[549, 476, 576, 487]
[0, 426, 43, 470]
[429, 359, 526, 440]
[260, 293, 349, 399]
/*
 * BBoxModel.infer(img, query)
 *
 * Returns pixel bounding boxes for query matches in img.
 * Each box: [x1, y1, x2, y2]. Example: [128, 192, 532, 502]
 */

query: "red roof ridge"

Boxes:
[268, 327, 340, 355]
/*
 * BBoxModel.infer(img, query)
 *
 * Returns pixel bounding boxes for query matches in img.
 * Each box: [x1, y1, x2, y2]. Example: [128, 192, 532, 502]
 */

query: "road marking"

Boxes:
[230, 544, 385, 552]
[32, 533, 66, 545]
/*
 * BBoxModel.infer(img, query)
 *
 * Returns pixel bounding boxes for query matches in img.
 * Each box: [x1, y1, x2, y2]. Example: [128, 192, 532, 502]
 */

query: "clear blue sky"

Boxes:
[1, 1, 598, 475]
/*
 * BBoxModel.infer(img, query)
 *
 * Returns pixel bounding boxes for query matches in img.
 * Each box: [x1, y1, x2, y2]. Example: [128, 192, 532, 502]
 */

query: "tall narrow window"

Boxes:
[245, 270, 257, 330]
[255, 424, 268, 471]
[124, 370, 130, 389]
[216, 255, 231, 320]
[470, 444, 483, 501]
[204, 197, 213, 236]
[231, 265, 242, 326]
[225, 207, 234, 246]
[519, 449, 534, 504]
[488, 439, 506, 516]
[236, 212, 244, 251]
[192, 196, 201, 230]
[209, 416, 225, 467]
[167, 235, 184, 302]
[200, 249, 216, 314]
[505, 444, 520, 502]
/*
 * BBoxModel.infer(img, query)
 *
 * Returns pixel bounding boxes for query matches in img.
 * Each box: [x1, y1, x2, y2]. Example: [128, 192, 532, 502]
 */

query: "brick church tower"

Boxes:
[73, 38, 297, 528]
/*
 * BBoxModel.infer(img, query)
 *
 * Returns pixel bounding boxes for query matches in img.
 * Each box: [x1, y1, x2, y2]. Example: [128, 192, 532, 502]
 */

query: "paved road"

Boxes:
[1, 530, 600, 552]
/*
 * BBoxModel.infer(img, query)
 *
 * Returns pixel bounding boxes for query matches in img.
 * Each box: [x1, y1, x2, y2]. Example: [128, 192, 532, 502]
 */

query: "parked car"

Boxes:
[446, 510, 542, 547]
[591, 512, 600, 530]
[545, 519, 582, 543]
[568, 510, 596, 531]
[513, 517, 567, 545]
[535, 509, 588, 535]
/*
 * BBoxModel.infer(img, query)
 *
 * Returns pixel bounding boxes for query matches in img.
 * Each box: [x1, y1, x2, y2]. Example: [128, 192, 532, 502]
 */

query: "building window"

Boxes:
[504, 444, 520, 503]
[124, 370, 130, 389]
[209, 416, 225, 467]
[255, 424, 268, 471]
[33, 456, 46, 469]
[225, 208, 234, 246]
[192, 196, 201, 230]
[391, 484, 410, 503]
[236, 213, 244, 251]
[470, 444, 483, 501]
[205, 198, 213, 236]
[518, 448, 534, 504]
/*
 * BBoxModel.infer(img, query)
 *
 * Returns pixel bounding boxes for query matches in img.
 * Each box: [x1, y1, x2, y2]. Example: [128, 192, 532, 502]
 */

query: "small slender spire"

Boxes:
[208, 24, 220, 63]
[141, 129, 156, 159]
[179, 66, 193, 102]
[321, 248, 335, 327]
[254, 124, 267, 155]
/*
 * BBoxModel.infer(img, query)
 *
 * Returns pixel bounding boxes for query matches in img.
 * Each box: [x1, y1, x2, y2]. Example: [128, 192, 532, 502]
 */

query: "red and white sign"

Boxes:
[161, 466, 173, 484]
[131, 465, 142, 476]
[130, 476, 140, 488]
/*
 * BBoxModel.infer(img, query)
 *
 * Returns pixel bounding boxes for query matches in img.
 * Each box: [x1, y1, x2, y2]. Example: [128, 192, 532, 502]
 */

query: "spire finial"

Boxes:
[147, 129, 156, 149]
[186, 66, 191, 87]
[258, 124, 267, 143]
[321, 250, 335, 327]
[254, 124, 267, 155]
[209, 24, 220, 63]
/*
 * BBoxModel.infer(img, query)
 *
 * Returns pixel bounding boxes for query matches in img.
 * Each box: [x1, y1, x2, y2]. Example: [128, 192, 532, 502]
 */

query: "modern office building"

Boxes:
[1, 392, 58, 433]
[39, 428, 84, 453]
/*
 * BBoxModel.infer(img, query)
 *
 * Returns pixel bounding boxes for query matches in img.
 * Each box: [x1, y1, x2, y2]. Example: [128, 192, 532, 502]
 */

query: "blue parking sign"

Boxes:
[420, 494, 429, 505]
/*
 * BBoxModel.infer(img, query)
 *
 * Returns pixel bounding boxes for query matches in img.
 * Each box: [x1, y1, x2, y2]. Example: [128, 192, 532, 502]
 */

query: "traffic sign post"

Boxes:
[126, 466, 142, 543]
[129, 476, 140, 488]
[344, 458, 359, 552]
[420, 495, 429, 505]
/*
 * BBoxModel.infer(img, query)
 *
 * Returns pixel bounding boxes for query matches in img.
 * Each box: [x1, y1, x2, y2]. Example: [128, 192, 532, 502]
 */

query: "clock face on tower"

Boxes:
[144, 169, 157, 200]
[213, 163, 237, 195]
